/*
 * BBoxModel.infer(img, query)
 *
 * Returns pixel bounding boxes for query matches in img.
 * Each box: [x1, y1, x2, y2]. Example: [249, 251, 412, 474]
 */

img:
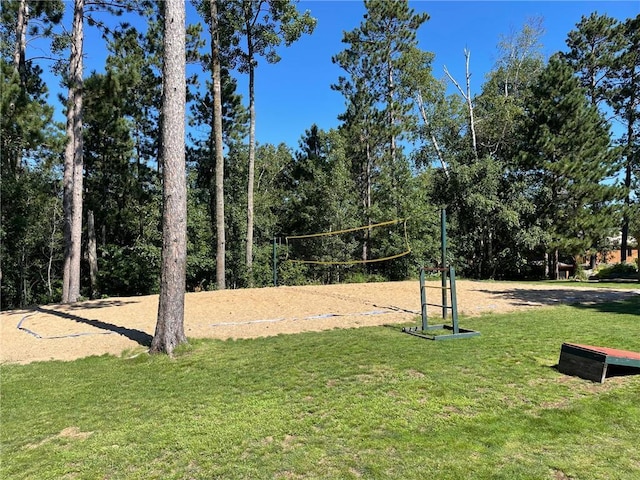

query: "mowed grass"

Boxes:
[529, 280, 640, 290]
[1, 297, 639, 480]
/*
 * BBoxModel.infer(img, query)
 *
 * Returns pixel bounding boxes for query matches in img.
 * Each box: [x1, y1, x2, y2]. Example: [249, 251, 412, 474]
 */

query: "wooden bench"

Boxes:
[558, 343, 640, 383]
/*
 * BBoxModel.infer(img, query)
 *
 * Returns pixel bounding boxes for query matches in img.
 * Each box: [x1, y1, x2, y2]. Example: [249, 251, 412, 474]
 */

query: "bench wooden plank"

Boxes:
[558, 343, 640, 383]
[559, 345, 607, 382]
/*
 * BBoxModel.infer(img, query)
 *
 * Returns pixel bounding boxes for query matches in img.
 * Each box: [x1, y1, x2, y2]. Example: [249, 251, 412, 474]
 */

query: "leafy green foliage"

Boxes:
[0, 166, 63, 308]
[592, 262, 638, 280]
[426, 18, 549, 280]
[563, 12, 619, 106]
[564, 12, 640, 263]
[0, 60, 56, 176]
[0, 39, 64, 308]
[284, 128, 356, 233]
[2, 3, 638, 305]
[97, 243, 160, 296]
[438, 155, 540, 279]
[82, 56, 163, 297]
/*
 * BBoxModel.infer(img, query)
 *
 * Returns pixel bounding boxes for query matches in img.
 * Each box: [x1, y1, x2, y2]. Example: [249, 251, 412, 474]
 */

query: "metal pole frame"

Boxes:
[441, 208, 448, 319]
[401, 209, 480, 340]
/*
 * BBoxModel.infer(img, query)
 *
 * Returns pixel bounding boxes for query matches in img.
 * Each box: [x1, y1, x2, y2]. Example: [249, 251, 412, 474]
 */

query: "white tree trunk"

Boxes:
[415, 91, 448, 178]
[444, 49, 478, 161]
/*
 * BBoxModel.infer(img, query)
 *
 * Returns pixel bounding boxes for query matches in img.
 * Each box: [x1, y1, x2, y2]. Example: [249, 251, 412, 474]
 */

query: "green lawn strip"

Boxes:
[2, 298, 639, 479]
[513, 280, 640, 290]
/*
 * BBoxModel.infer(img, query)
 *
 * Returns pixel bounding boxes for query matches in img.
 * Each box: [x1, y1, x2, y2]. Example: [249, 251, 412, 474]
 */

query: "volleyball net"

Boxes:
[284, 219, 411, 265]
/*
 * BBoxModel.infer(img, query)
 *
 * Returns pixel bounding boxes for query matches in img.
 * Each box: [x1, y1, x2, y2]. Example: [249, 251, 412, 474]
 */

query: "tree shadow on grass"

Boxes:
[474, 287, 639, 315]
[571, 296, 640, 316]
[36, 307, 153, 347]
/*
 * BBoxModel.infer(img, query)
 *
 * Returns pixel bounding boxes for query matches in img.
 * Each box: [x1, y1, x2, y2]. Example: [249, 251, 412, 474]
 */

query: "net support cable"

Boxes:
[285, 218, 411, 265]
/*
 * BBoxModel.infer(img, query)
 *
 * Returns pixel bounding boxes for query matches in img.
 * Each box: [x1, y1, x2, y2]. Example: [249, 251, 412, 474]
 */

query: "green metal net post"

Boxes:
[441, 209, 448, 319]
[449, 265, 459, 334]
[402, 209, 480, 340]
[420, 268, 427, 331]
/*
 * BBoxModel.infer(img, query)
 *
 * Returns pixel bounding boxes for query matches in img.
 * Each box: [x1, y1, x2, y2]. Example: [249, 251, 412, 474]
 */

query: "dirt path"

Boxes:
[1, 280, 637, 364]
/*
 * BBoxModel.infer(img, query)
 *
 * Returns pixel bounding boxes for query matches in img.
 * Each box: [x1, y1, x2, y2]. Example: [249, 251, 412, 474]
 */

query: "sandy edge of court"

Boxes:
[1, 280, 638, 365]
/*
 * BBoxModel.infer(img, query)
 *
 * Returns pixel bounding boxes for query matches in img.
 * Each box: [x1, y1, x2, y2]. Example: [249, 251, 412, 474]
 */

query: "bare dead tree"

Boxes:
[444, 49, 478, 161]
[415, 90, 448, 178]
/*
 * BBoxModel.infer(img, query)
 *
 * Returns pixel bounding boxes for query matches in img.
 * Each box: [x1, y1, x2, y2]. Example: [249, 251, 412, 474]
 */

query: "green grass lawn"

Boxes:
[545, 280, 639, 289]
[2, 297, 639, 479]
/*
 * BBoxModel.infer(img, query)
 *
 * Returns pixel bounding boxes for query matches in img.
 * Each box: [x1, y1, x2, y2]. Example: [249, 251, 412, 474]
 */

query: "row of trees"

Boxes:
[2, 1, 639, 317]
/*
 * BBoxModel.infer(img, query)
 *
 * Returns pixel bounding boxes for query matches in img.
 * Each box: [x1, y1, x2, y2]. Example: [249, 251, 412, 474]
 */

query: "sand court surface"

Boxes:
[2, 280, 638, 364]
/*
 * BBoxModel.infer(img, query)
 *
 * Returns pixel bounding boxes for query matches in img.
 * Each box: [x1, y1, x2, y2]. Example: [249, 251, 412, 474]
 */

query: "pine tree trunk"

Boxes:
[387, 54, 399, 216]
[621, 108, 635, 262]
[9, 0, 27, 177]
[87, 210, 98, 299]
[621, 158, 631, 264]
[13, 0, 24, 66]
[487, 229, 495, 278]
[47, 205, 59, 299]
[621, 40, 637, 263]
[621, 216, 629, 263]
[362, 137, 372, 262]
[62, 0, 84, 304]
[210, 0, 226, 290]
[245, 23, 256, 287]
[151, 0, 187, 355]
[13, 0, 27, 84]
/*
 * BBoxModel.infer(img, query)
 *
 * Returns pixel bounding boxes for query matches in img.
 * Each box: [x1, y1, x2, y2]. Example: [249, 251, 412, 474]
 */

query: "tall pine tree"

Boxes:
[563, 12, 638, 262]
[521, 55, 620, 278]
[332, 0, 429, 261]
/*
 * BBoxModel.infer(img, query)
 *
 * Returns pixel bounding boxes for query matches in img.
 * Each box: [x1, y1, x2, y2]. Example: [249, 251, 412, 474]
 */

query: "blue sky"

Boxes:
[50, 1, 640, 150]
[246, 0, 639, 148]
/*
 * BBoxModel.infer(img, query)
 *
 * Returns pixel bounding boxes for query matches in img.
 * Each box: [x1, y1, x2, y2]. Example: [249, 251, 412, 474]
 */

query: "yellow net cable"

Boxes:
[286, 218, 404, 240]
[285, 218, 411, 265]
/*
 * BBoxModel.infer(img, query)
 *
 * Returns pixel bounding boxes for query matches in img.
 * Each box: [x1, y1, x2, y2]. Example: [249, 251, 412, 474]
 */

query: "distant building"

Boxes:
[597, 235, 638, 265]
